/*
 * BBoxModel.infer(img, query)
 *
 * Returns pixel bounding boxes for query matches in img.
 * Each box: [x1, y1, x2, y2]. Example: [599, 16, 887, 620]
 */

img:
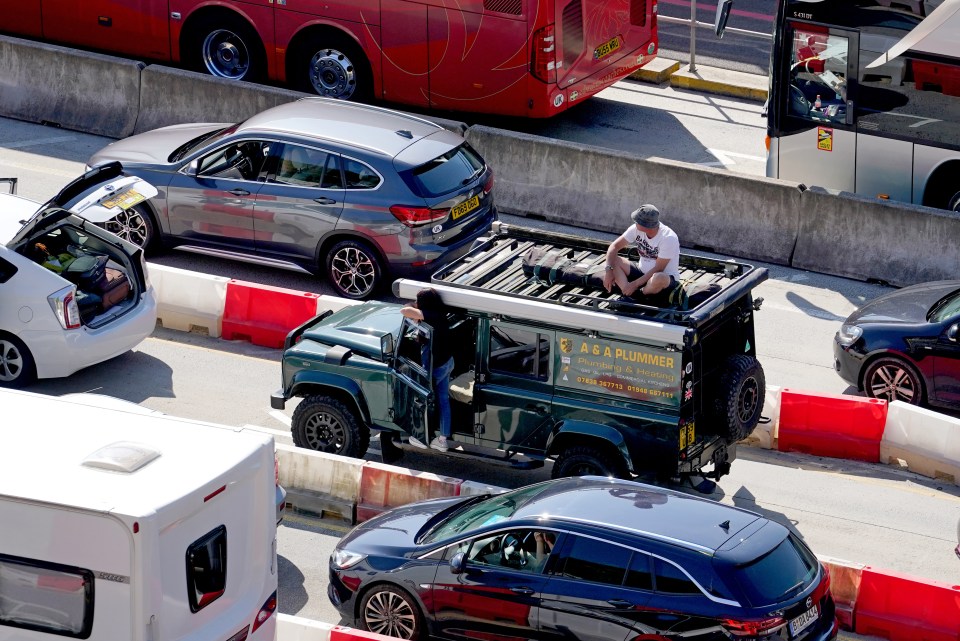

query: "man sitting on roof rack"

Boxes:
[603, 204, 681, 306]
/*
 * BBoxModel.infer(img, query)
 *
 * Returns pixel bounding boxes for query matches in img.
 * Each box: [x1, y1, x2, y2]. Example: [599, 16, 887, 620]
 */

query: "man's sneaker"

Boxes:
[429, 436, 449, 452]
[408, 436, 428, 450]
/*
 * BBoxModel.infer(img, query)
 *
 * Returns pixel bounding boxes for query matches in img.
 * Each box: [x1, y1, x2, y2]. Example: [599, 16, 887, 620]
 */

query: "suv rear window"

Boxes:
[405, 144, 484, 197]
[732, 534, 818, 605]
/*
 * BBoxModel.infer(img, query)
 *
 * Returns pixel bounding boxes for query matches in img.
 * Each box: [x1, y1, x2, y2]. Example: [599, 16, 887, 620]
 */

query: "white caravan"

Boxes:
[0, 389, 279, 641]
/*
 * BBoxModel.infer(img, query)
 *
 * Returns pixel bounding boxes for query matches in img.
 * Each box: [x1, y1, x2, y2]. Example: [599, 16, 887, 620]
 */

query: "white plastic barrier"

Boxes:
[740, 385, 780, 450]
[276, 443, 364, 521]
[317, 295, 363, 315]
[276, 613, 335, 641]
[147, 263, 228, 337]
[458, 480, 508, 497]
[881, 401, 960, 483]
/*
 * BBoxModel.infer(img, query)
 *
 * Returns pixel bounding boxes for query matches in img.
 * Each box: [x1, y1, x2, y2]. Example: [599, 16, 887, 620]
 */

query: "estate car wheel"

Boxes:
[325, 239, 383, 300]
[292, 34, 371, 101]
[716, 355, 766, 442]
[99, 204, 159, 254]
[552, 445, 627, 479]
[291, 395, 369, 457]
[183, 13, 265, 82]
[0, 334, 37, 388]
[863, 356, 924, 405]
[360, 584, 424, 640]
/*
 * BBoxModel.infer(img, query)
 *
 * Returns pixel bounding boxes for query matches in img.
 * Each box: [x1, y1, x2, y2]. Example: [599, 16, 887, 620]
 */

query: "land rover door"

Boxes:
[392, 318, 431, 446]
[475, 320, 554, 450]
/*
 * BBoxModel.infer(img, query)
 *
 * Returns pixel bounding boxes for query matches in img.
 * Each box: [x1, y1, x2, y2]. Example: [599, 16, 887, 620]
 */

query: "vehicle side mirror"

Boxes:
[450, 552, 466, 575]
[714, 0, 733, 38]
[381, 332, 395, 356]
[184, 160, 199, 176]
[948, 324, 958, 342]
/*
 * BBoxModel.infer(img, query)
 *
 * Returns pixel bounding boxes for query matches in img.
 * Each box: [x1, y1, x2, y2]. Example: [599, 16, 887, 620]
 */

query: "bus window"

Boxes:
[788, 26, 850, 124]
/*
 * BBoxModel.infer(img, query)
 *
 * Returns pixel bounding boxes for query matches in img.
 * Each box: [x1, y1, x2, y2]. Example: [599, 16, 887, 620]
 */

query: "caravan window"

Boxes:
[186, 525, 227, 613]
[0, 553, 94, 638]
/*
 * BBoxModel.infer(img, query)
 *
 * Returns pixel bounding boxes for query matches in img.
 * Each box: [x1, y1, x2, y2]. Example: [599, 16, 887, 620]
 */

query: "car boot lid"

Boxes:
[6, 162, 157, 246]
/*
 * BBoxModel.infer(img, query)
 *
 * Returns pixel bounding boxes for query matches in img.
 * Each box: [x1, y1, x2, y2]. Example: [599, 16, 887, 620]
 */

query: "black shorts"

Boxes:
[626, 265, 679, 306]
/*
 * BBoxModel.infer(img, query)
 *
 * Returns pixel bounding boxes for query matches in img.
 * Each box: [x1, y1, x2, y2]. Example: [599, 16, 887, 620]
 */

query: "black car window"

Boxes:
[198, 141, 268, 181]
[342, 158, 381, 189]
[551, 535, 629, 586]
[405, 143, 485, 198]
[731, 534, 818, 606]
[625, 552, 653, 590]
[276, 145, 331, 188]
[488, 326, 550, 380]
[0, 256, 17, 283]
[654, 558, 701, 594]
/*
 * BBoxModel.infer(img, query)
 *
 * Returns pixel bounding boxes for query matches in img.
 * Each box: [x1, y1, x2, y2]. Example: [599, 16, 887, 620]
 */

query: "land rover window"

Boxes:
[488, 326, 550, 380]
[186, 525, 227, 613]
[552, 535, 629, 586]
[0, 553, 94, 638]
[654, 558, 701, 595]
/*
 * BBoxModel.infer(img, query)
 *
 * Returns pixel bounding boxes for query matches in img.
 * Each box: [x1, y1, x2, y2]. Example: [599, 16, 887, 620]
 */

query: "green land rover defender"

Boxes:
[271, 223, 767, 484]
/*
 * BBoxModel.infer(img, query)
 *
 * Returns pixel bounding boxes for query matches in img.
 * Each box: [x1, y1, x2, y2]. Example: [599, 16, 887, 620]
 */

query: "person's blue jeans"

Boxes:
[432, 357, 454, 438]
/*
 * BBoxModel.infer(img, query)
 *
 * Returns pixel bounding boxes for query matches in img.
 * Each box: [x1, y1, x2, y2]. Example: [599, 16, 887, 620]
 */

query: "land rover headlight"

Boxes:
[331, 548, 367, 569]
[836, 324, 863, 346]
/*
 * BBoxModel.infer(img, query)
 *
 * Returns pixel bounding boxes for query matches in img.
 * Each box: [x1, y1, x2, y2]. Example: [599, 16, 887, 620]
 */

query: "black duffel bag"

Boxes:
[521, 247, 606, 288]
[63, 254, 109, 291]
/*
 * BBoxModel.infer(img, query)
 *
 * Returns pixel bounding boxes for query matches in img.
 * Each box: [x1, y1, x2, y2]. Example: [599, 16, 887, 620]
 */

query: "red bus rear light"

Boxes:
[721, 616, 787, 636]
[532, 24, 557, 83]
[390, 205, 450, 226]
[251, 590, 278, 633]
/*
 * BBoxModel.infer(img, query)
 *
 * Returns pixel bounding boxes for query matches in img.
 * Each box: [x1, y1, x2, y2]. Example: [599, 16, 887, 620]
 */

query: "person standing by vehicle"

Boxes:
[602, 204, 681, 304]
[401, 288, 455, 452]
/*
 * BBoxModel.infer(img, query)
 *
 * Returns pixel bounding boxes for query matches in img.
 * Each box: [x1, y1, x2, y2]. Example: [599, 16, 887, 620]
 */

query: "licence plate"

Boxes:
[789, 605, 819, 637]
[679, 422, 694, 449]
[101, 188, 146, 210]
[594, 36, 622, 60]
[452, 195, 480, 220]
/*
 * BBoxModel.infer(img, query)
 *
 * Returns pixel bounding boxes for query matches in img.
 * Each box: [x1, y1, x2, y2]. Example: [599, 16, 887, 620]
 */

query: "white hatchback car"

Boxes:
[0, 163, 158, 387]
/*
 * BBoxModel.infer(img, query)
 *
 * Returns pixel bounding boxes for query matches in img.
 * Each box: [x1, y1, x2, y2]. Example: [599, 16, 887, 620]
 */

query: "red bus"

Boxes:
[0, 0, 658, 118]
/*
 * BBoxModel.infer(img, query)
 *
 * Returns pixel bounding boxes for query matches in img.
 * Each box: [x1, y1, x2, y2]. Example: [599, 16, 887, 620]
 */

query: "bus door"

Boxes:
[775, 23, 859, 193]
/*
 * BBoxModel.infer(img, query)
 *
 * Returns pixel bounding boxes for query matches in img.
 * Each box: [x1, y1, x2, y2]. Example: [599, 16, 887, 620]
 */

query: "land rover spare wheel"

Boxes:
[715, 355, 765, 442]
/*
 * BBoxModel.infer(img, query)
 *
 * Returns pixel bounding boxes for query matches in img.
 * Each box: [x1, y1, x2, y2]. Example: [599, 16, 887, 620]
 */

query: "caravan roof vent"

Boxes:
[82, 441, 161, 473]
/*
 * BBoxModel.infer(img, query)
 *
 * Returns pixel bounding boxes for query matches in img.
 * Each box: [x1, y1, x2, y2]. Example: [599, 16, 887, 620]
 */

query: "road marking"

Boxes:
[3, 135, 78, 149]
[0, 157, 80, 179]
[269, 410, 292, 427]
[701, 148, 767, 167]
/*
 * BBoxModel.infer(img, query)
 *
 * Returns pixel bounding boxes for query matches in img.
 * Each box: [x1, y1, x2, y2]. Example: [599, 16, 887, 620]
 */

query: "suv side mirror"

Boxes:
[715, 0, 733, 38]
[450, 552, 466, 575]
[381, 332, 395, 356]
[183, 160, 199, 176]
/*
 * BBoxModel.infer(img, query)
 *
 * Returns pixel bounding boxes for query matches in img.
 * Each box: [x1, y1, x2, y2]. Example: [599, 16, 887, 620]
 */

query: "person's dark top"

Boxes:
[421, 307, 453, 367]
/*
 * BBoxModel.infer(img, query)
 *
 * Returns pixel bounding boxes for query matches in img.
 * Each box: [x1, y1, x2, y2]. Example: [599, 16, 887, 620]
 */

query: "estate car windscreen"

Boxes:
[732, 533, 819, 606]
[929, 289, 960, 323]
[169, 125, 237, 162]
[404, 143, 485, 198]
[419, 483, 551, 543]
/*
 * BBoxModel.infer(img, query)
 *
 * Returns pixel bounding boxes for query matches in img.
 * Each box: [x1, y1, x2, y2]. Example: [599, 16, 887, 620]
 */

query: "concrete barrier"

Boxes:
[148, 263, 228, 337]
[356, 461, 462, 522]
[458, 480, 509, 497]
[276, 614, 335, 641]
[881, 401, 960, 484]
[820, 556, 866, 631]
[0, 35, 142, 138]
[793, 187, 960, 287]
[276, 443, 363, 523]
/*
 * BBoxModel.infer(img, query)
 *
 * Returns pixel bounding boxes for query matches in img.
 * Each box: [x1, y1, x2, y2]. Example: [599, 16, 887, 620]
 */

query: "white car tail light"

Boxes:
[48, 286, 81, 329]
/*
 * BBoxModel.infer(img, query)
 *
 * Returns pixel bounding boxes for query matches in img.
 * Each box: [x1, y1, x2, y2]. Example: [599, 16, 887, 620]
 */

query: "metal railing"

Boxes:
[659, 6, 772, 73]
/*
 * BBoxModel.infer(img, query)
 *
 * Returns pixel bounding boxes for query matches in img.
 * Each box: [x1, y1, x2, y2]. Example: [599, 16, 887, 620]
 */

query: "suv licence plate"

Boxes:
[594, 36, 622, 60]
[101, 188, 146, 210]
[452, 195, 480, 220]
[789, 605, 819, 637]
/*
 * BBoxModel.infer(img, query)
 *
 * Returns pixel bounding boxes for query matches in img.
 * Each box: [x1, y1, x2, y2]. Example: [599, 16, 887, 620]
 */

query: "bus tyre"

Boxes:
[552, 445, 626, 480]
[715, 355, 765, 442]
[292, 395, 369, 457]
[183, 12, 265, 82]
[295, 34, 371, 101]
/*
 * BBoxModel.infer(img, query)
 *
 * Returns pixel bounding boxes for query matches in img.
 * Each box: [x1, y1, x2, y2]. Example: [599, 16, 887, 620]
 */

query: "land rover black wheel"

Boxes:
[552, 445, 627, 479]
[0, 334, 37, 388]
[715, 355, 765, 442]
[359, 584, 424, 640]
[291, 395, 369, 457]
[99, 204, 160, 254]
[325, 239, 383, 300]
[863, 356, 924, 405]
[182, 11, 265, 82]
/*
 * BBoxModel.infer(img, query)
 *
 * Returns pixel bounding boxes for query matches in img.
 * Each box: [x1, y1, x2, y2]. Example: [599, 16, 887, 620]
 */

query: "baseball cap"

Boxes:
[631, 204, 660, 228]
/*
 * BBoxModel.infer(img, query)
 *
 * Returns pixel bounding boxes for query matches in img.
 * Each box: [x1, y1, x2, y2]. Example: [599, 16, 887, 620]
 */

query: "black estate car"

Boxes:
[834, 280, 960, 409]
[328, 477, 838, 641]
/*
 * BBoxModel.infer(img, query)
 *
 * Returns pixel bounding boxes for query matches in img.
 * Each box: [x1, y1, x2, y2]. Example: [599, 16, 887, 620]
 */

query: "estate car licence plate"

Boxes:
[452, 195, 480, 220]
[789, 605, 819, 637]
[594, 36, 622, 60]
[101, 188, 146, 210]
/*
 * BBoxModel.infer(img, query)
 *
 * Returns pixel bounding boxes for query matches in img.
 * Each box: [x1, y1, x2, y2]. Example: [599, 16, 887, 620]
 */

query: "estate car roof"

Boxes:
[510, 477, 763, 554]
[237, 97, 458, 161]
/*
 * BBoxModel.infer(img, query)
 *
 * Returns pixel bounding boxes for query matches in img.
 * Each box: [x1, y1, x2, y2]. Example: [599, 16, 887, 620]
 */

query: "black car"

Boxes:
[834, 280, 960, 409]
[328, 477, 838, 641]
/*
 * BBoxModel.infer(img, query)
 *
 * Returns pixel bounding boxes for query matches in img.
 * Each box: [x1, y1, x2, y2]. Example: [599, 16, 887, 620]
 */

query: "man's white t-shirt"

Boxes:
[621, 223, 681, 279]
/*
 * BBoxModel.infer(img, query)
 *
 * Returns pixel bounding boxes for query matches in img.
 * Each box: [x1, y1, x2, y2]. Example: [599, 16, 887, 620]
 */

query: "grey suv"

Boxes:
[87, 98, 497, 299]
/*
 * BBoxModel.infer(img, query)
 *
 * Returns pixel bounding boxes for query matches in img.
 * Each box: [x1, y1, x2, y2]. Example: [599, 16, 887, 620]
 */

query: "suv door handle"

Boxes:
[314, 197, 337, 205]
[227, 188, 250, 196]
[525, 404, 547, 415]
[607, 599, 634, 608]
[510, 587, 535, 595]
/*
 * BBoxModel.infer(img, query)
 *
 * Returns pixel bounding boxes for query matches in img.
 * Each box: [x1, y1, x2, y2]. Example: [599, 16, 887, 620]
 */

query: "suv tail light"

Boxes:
[48, 285, 81, 329]
[390, 205, 450, 227]
[483, 170, 495, 194]
[531, 24, 557, 83]
[251, 590, 277, 633]
[721, 616, 787, 636]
